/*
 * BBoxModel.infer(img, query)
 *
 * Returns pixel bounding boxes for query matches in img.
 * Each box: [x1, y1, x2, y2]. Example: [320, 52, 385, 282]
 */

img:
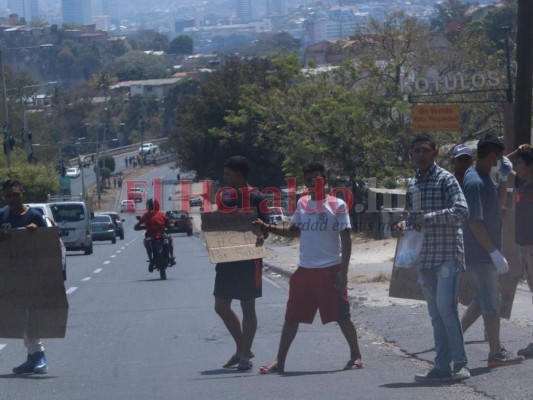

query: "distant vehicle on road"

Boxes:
[65, 167, 81, 178]
[165, 210, 193, 236]
[139, 143, 158, 155]
[91, 214, 117, 244]
[50, 201, 93, 255]
[99, 211, 125, 240]
[127, 187, 145, 203]
[268, 207, 289, 225]
[189, 196, 203, 207]
[120, 200, 135, 213]
[28, 203, 67, 280]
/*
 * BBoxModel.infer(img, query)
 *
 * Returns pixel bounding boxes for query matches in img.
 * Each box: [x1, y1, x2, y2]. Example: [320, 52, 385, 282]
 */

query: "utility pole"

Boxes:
[515, 0, 533, 146]
[1, 49, 12, 167]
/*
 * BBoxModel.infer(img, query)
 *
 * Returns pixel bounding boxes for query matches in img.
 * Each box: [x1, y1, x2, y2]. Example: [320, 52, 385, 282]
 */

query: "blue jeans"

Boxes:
[418, 259, 467, 372]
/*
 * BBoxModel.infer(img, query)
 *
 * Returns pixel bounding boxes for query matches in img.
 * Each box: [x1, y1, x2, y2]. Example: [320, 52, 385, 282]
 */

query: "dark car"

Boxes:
[165, 210, 193, 236]
[189, 196, 203, 207]
[100, 211, 125, 240]
[91, 214, 117, 244]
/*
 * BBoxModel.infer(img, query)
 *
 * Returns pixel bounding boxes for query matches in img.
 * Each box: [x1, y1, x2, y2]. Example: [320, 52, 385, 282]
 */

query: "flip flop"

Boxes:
[237, 360, 253, 371]
[223, 352, 255, 368]
[343, 358, 364, 370]
[259, 363, 281, 375]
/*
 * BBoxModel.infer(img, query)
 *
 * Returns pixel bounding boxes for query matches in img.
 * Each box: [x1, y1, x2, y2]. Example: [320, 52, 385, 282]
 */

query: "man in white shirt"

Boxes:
[255, 162, 363, 374]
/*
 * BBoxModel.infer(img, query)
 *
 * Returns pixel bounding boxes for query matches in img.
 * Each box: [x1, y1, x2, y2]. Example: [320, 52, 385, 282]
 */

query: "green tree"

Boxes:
[169, 35, 194, 55]
[110, 51, 168, 80]
[430, 0, 472, 37]
[0, 164, 61, 203]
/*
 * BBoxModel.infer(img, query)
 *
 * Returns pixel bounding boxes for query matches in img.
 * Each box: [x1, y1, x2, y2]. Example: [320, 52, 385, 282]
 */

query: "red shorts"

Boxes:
[285, 265, 351, 324]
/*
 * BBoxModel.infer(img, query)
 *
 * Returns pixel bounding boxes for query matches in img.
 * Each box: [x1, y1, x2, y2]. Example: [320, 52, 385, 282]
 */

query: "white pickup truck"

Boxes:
[138, 142, 158, 155]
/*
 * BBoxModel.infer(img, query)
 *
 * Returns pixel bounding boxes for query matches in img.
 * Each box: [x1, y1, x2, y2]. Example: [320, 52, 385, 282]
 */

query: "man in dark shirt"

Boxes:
[451, 143, 473, 188]
[460, 135, 524, 368]
[507, 145, 533, 357]
[214, 156, 269, 371]
[0, 179, 48, 375]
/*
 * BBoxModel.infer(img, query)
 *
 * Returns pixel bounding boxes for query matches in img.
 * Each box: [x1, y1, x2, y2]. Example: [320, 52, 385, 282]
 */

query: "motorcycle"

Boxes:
[134, 216, 172, 280]
[147, 233, 171, 280]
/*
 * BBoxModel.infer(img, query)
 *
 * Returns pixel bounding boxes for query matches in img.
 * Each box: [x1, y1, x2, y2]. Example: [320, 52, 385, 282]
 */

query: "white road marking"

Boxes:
[116, 250, 121, 253]
[263, 276, 281, 289]
[81, 277, 91, 282]
[94, 268, 103, 273]
[110, 255, 116, 258]
[66, 287, 78, 294]
[121, 247, 126, 250]
[0, 344, 6, 351]
[104, 260, 111, 265]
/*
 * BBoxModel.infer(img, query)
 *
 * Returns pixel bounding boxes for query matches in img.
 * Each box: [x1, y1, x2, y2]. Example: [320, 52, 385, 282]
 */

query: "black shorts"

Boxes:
[214, 259, 263, 301]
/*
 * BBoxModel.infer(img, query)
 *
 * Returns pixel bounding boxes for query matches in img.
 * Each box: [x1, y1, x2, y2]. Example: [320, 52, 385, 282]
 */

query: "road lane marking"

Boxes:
[104, 260, 111, 265]
[66, 287, 78, 294]
[263, 277, 281, 289]
[81, 277, 91, 282]
[110, 255, 116, 258]
[94, 268, 103, 273]
[116, 250, 122, 253]
[121, 247, 126, 250]
[0, 344, 6, 351]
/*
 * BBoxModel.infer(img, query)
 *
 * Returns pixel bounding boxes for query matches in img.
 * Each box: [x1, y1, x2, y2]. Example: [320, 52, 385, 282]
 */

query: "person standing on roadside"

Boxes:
[0, 179, 48, 375]
[460, 134, 524, 368]
[504, 144, 533, 357]
[255, 162, 363, 374]
[396, 134, 470, 383]
[451, 144, 474, 188]
[214, 156, 269, 371]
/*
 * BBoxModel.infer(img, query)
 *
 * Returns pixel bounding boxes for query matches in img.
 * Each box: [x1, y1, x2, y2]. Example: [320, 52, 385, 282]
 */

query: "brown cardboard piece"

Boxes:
[0, 227, 69, 338]
[201, 211, 266, 264]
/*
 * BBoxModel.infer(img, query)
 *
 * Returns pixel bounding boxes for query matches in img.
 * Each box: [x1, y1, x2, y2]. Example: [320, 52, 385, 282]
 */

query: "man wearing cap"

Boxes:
[451, 144, 474, 187]
[460, 134, 524, 368]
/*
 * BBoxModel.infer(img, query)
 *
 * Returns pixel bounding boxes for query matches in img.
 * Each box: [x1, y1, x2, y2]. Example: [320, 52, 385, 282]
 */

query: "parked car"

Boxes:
[28, 203, 67, 280]
[99, 211, 125, 240]
[65, 167, 81, 178]
[120, 200, 135, 213]
[138, 142, 157, 155]
[91, 214, 116, 244]
[165, 210, 193, 236]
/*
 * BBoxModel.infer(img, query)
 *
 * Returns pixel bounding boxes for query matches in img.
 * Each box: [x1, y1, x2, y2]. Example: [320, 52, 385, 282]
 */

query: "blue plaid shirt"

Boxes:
[406, 163, 468, 270]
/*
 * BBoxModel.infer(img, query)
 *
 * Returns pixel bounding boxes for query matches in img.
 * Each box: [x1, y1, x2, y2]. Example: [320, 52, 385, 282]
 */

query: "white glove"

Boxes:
[489, 250, 509, 274]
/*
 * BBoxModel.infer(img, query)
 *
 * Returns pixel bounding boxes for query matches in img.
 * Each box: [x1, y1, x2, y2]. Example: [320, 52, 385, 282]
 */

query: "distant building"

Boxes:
[62, 0, 92, 25]
[266, 0, 287, 16]
[175, 17, 195, 33]
[7, 0, 39, 23]
[110, 78, 181, 98]
[101, 0, 120, 21]
[236, 0, 266, 22]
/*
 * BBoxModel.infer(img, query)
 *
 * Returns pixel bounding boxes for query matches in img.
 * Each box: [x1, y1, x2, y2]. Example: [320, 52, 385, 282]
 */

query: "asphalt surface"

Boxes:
[0, 165, 530, 399]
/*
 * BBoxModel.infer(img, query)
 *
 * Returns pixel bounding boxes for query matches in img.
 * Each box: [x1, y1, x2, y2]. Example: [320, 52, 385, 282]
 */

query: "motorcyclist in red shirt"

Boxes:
[134, 198, 176, 272]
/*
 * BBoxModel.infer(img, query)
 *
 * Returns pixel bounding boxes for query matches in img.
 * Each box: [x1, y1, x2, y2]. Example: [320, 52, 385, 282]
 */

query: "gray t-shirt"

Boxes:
[462, 166, 502, 264]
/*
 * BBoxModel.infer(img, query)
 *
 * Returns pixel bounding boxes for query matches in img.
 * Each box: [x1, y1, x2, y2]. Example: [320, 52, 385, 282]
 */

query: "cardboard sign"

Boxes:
[201, 211, 266, 264]
[0, 227, 69, 338]
[412, 105, 460, 132]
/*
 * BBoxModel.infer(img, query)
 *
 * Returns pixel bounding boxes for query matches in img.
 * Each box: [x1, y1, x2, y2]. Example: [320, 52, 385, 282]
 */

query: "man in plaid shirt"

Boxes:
[397, 134, 470, 382]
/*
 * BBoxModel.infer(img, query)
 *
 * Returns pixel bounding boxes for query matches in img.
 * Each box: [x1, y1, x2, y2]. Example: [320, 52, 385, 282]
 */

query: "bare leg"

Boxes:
[260, 321, 299, 374]
[461, 304, 481, 333]
[338, 319, 362, 362]
[484, 315, 501, 354]
[214, 297, 242, 357]
[240, 299, 257, 360]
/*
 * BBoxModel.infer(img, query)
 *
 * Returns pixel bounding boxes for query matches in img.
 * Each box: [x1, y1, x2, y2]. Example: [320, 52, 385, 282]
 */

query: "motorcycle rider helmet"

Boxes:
[146, 198, 160, 211]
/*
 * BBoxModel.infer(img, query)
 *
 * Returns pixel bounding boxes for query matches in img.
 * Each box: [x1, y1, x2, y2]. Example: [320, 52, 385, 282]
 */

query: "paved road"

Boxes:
[0, 166, 522, 399]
